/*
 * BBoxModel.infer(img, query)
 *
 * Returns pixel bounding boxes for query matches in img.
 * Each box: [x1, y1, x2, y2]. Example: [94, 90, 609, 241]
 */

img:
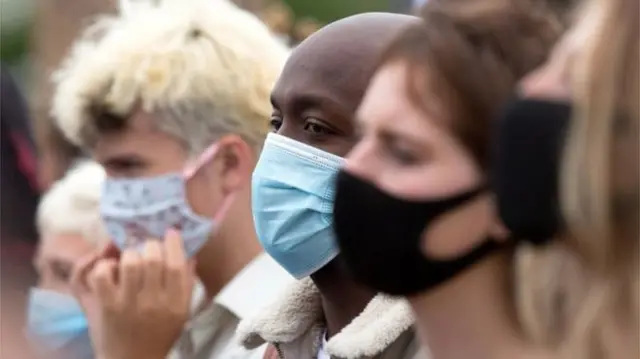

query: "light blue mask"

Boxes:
[27, 288, 93, 359]
[101, 144, 234, 256]
[252, 133, 344, 278]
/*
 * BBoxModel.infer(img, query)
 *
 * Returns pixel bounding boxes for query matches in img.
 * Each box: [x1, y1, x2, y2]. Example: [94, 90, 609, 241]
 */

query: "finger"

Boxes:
[164, 228, 186, 268]
[119, 249, 142, 303]
[70, 252, 101, 297]
[182, 260, 197, 304]
[101, 242, 122, 260]
[141, 240, 164, 292]
[164, 229, 187, 294]
[72, 241, 121, 293]
[88, 259, 118, 306]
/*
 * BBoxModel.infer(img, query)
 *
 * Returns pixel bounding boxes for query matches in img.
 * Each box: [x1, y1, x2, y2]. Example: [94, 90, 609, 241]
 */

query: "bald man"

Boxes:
[237, 13, 428, 359]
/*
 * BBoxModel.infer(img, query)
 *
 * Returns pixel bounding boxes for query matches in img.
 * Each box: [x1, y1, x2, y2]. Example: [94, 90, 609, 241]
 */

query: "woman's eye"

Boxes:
[389, 145, 418, 165]
[269, 116, 283, 132]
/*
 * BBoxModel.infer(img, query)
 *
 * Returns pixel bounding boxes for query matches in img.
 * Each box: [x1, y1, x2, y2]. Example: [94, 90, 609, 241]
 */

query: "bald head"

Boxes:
[270, 13, 419, 156]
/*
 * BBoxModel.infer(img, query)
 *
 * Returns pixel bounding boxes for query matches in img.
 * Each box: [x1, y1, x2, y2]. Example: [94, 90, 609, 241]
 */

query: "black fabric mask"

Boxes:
[333, 170, 501, 296]
[491, 97, 571, 244]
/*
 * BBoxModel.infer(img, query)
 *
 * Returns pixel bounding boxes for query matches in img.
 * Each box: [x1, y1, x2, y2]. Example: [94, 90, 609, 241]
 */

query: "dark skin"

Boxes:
[269, 13, 419, 338]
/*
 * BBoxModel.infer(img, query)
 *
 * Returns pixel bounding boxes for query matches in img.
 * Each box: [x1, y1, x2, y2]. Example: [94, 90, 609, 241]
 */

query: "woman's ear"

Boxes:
[215, 135, 255, 195]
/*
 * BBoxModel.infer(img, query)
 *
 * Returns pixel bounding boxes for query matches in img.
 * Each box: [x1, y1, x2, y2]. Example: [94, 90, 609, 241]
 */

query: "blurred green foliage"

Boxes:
[285, 0, 390, 23]
[1, 22, 31, 64]
[1, 0, 33, 64]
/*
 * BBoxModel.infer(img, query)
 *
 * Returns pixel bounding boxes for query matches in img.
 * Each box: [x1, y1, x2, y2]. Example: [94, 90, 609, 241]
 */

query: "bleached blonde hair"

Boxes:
[515, 0, 639, 357]
[37, 161, 109, 247]
[51, 0, 289, 154]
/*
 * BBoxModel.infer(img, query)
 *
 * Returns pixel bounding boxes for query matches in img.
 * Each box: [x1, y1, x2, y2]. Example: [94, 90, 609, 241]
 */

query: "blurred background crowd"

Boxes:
[0, 0, 637, 358]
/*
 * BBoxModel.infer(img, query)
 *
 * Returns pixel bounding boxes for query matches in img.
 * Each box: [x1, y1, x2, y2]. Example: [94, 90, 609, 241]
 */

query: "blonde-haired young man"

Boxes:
[51, 0, 292, 358]
[29, 160, 107, 359]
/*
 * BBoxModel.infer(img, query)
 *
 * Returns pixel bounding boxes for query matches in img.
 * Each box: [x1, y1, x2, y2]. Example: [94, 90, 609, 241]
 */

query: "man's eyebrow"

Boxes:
[269, 91, 325, 111]
[291, 94, 324, 110]
[49, 257, 74, 269]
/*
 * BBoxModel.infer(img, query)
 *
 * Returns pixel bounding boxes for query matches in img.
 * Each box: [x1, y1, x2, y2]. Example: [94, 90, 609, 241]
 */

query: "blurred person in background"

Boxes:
[1, 253, 38, 359]
[28, 161, 107, 359]
[30, 0, 115, 191]
[1, 64, 39, 247]
[492, 0, 639, 357]
[260, 1, 295, 45]
[290, 17, 324, 46]
[330, 1, 566, 359]
[0, 64, 40, 344]
[236, 13, 428, 359]
[51, 0, 291, 358]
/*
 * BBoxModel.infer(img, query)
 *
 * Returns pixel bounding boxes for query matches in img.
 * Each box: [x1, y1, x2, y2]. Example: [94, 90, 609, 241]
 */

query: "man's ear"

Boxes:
[215, 135, 255, 195]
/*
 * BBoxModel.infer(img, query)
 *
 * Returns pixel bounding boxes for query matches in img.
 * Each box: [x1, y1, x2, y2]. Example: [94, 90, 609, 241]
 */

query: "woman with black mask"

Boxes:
[330, 1, 570, 359]
[334, 0, 640, 358]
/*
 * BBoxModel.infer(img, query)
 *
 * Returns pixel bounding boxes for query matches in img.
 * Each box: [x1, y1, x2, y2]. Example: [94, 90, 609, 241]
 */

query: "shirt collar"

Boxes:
[214, 253, 293, 320]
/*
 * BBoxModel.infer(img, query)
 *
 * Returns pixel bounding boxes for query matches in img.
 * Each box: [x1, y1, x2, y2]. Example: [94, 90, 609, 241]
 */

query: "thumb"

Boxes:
[70, 252, 101, 300]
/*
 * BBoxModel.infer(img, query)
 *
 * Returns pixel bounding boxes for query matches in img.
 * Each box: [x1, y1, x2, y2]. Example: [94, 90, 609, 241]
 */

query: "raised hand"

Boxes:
[71, 229, 196, 359]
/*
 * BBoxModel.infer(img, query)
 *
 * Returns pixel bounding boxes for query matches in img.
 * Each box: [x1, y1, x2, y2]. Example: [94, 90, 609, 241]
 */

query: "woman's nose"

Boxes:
[344, 137, 378, 181]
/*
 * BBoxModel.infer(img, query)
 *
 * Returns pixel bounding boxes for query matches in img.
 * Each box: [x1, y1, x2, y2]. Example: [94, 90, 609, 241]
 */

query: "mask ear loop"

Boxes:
[182, 143, 236, 225]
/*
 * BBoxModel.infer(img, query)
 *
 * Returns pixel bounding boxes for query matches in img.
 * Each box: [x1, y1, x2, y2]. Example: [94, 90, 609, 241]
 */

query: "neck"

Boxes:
[408, 252, 552, 359]
[310, 259, 376, 338]
[195, 192, 262, 298]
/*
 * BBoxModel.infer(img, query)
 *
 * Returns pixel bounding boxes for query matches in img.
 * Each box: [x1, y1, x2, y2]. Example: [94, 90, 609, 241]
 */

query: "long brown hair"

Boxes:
[513, 0, 639, 357]
[561, 0, 637, 356]
[376, 0, 562, 168]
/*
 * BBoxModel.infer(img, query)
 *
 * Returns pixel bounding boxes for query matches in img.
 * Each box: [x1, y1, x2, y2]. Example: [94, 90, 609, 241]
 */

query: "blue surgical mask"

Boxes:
[252, 133, 344, 278]
[101, 144, 234, 256]
[27, 288, 93, 359]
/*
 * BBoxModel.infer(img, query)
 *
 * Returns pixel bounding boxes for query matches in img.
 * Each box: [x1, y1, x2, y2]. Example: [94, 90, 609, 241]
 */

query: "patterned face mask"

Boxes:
[100, 144, 235, 257]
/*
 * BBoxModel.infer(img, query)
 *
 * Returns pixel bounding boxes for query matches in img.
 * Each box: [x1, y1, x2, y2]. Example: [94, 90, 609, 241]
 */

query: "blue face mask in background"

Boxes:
[27, 288, 93, 359]
[252, 133, 344, 278]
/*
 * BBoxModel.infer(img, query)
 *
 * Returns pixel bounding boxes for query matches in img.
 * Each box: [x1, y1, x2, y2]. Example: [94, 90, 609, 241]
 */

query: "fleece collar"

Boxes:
[236, 277, 415, 358]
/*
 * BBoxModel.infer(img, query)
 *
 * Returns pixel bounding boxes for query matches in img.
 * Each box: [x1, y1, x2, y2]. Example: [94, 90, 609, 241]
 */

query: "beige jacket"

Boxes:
[169, 254, 293, 359]
[236, 278, 429, 359]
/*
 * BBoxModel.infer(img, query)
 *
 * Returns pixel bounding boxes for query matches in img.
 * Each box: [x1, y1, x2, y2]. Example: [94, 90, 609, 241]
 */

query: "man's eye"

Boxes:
[115, 161, 139, 170]
[50, 262, 72, 282]
[269, 116, 283, 132]
[104, 157, 144, 176]
[303, 118, 333, 136]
